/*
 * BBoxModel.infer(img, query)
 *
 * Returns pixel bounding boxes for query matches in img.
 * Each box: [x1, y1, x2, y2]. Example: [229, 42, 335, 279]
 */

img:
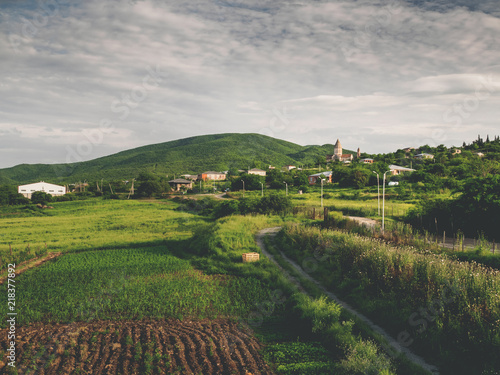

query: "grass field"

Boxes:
[229, 185, 416, 219]
[0, 199, 202, 271]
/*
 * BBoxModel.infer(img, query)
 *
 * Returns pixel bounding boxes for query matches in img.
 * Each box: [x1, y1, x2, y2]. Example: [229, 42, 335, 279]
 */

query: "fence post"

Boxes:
[324, 207, 328, 223]
[462, 235, 465, 251]
[312, 207, 316, 220]
[443, 231, 446, 247]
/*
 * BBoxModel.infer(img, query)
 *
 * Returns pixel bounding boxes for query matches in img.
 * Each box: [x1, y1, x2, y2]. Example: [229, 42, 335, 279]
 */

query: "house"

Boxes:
[388, 181, 399, 186]
[326, 139, 353, 162]
[308, 171, 333, 185]
[451, 148, 462, 155]
[474, 152, 485, 157]
[283, 165, 296, 171]
[181, 174, 198, 180]
[360, 158, 374, 164]
[168, 179, 193, 191]
[389, 165, 415, 176]
[403, 147, 415, 153]
[198, 171, 226, 181]
[248, 168, 267, 176]
[414, 153, 434, 160]
[18, 181, 66, 199]
[268, 165, 276, 170]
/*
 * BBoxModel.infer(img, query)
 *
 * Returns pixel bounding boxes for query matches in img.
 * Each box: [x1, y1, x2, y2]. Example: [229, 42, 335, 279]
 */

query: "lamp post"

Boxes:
[199, 180, 202, 193]
[382, 170, 390, 233]
[283, 181, 288, 196]
[260, 182, 264, 197]
[372, 171, 380, 216]
[321, 178, 325, 207]
[241, 179, 245, 197]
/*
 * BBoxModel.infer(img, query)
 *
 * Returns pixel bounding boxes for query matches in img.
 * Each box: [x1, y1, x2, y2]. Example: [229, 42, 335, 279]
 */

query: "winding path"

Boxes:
[256, 227, 439, 375]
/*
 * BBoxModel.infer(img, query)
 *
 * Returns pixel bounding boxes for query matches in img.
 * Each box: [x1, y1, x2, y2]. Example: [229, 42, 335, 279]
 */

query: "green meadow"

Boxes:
[0, 199, 198, 255]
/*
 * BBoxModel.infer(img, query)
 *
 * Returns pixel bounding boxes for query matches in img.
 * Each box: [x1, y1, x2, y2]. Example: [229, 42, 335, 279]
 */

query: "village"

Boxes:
[17, 138, 450, 198]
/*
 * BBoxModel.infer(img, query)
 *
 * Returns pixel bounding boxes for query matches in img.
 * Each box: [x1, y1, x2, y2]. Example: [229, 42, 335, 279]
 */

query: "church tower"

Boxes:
[334, 139, 342, 158]
[357, 148, 361, 158]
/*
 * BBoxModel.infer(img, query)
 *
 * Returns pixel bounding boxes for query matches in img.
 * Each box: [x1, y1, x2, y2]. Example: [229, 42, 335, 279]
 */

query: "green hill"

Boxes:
[0, 133, 353, 184]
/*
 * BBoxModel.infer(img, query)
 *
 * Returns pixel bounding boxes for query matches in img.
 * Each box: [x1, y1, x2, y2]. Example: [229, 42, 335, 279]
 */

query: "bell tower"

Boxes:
[334, 139, 342, 158]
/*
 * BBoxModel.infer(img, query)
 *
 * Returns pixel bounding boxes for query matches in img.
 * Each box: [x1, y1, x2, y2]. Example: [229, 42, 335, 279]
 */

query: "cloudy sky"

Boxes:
[1, 0, 500, 168]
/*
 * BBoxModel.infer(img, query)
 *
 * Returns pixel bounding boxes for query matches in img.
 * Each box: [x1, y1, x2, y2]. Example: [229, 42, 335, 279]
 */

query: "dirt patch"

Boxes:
[0, 319, 273, 375]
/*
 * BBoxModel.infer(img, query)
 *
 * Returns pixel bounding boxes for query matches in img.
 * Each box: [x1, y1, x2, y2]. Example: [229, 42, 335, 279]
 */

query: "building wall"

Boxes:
[248, 170, 266, 176]
[18, 182, 66, 199]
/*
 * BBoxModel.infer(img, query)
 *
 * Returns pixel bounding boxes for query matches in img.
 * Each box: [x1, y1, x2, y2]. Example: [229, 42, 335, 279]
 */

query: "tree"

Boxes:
[0, 185, 30, 205]
[231, 173, 264, 191]
[136, 172, 163, 197]
[31, 191, 52, 205]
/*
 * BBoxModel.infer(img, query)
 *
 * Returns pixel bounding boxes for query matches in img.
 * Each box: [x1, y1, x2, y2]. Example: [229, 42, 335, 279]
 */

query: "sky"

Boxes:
[1, 0, 500, 168]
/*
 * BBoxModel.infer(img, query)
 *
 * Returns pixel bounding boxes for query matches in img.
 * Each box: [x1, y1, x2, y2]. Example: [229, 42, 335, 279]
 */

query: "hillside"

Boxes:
[0, 133, 353, 184]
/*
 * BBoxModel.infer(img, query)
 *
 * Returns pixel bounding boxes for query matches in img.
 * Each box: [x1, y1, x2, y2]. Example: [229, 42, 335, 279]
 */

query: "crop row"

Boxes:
[0, 246, 273, 327]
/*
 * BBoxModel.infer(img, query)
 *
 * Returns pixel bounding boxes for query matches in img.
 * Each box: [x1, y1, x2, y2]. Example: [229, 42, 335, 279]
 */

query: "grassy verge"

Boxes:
[274, 223, 500, 375]
[263, 236, 431, 375]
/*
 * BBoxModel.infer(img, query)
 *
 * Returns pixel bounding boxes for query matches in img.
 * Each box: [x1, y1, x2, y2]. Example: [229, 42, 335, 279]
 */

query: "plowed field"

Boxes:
[0, 319, 273, 375]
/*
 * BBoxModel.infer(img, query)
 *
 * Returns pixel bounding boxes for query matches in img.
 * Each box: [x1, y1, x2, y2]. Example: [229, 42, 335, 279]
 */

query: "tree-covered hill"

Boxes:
[0, 133, 351, 184]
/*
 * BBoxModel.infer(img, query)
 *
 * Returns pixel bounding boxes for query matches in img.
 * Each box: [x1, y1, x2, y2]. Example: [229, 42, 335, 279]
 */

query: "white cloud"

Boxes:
[0, 0, 499, 169]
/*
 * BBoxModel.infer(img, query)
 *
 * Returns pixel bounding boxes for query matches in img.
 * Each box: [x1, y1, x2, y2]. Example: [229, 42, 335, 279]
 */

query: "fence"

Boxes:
[292, 206, 498, 255]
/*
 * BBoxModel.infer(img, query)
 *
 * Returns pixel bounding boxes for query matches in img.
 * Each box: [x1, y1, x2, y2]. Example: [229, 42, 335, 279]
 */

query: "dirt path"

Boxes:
[0, 252, 62, 284]
[256, 227, 439, 375]
[345, 215, 378, 228]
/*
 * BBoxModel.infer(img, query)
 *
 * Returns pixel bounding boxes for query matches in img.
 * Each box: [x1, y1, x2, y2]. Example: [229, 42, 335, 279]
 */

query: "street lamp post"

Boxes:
[260, 182, 264, 197]
[372, 171, 380, 216]
[283, 181, 288, 196]
[241, 179, 245, 197]
[321, 178, 325, 207]
[382, 170, 390, 233]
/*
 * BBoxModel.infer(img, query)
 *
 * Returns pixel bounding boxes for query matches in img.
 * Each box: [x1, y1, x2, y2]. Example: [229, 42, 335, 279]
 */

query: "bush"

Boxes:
[31, 191, 52, 205]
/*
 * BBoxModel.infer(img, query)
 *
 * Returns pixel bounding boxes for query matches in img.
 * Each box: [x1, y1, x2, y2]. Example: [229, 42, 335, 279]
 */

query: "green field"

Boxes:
[0, 198, 409, 374]
[0, 199, 199, 263]
[2, 246, 272, 326]
[230, 185, 416, 219]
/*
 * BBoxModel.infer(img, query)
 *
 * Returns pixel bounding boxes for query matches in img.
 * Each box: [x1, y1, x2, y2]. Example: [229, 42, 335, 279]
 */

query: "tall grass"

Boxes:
[276, 224, 500, 375]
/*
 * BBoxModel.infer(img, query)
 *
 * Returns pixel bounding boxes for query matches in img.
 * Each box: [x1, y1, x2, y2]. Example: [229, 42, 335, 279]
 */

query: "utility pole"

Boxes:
[260, 182, 264, 197]
[241, 180, 245, 197]
[283, 181, 288, 196]
[382, 170, 390, 233]
[373, 171, 380, 216]
[321, 178, 325, 207]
